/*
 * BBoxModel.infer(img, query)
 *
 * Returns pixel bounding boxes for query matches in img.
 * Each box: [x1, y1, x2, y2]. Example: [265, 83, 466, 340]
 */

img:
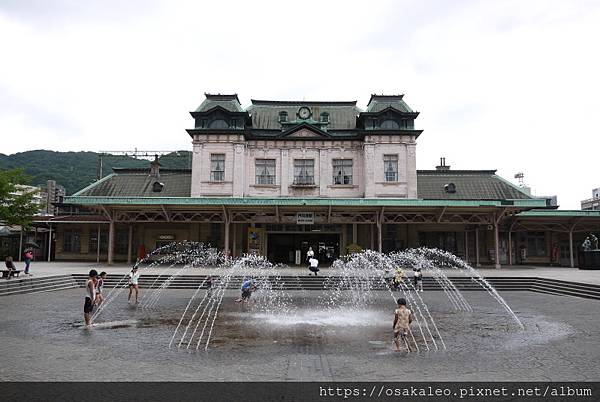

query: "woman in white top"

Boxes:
[306, 247, 315, 262]
[128, 266, 140, 303]
[308, 257, 319, 276]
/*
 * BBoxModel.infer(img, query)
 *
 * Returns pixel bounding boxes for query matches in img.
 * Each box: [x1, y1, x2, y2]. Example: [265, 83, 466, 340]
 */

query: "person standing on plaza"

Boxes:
[413, 267, 423, 292]
[393, 297, 413, 352]
[308, 257, 319, 276]
[128, 266, 140, 304]
[306, 246, 315, 262]
[84, 269, 98, 327]
[23, 249, 33, 275]
[519, 244, 527, 264]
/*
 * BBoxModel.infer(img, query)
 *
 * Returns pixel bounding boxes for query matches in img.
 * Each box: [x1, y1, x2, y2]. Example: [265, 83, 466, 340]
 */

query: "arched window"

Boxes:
[380, 119, 400, 129]
[208, 119, 229, 129]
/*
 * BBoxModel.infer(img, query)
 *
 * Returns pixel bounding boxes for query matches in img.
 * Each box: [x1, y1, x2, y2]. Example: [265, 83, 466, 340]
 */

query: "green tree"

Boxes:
[0, 168, 40, 228]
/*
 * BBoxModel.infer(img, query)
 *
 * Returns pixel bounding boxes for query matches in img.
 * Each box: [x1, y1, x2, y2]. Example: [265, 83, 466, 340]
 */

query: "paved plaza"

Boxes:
[15, 261, 600, 285]
[0, 288, 598, 382]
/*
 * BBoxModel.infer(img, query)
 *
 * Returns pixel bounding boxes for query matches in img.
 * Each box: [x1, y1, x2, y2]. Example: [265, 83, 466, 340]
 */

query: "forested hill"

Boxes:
[0, 150, 192, 195]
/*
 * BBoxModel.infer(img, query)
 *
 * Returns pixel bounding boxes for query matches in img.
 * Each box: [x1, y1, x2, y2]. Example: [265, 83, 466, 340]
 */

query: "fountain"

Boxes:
[94, 243, 525, 353]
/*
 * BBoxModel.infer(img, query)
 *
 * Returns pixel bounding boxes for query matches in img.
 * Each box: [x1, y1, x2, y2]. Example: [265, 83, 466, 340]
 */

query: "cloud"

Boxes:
[1, 0, 599, 208]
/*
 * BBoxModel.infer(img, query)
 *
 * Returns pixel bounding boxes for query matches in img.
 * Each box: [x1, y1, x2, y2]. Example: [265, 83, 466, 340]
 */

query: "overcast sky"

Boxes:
[1, 0, 599, 208]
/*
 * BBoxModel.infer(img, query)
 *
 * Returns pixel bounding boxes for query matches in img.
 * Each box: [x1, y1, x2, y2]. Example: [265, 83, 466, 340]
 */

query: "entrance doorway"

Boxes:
[267, 233, 340, 265]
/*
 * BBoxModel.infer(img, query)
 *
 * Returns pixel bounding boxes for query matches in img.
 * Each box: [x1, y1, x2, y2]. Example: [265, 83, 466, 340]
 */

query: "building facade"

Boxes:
[581, 187, 600, 211]
[34, 93, 600, 268]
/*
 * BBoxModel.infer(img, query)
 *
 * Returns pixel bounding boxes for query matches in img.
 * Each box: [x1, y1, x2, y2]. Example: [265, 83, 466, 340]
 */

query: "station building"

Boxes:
[36, 94, 600, 268]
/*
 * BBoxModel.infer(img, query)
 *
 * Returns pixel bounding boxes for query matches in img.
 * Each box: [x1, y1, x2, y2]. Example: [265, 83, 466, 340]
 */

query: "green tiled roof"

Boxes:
[366, 94, 414, 113]
[70, 168, 545, 208]
[517, 210, 600, 217]
[74, 171, 191, 197]
[247, 100, 361, 130]
[195, 94, 243, 113]
[63, 196, 546, 208]
[417, 170, 532, 200]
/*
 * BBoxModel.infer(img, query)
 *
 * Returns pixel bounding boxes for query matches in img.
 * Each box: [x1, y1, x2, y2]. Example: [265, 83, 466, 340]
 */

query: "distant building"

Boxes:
[39, 180, 66, 215]
[12, 184, 43, 208]
[581, 188, 600, 210]
[537, 195, 558, 208]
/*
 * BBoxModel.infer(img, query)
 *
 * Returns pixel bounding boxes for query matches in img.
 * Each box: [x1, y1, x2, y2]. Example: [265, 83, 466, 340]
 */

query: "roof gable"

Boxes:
[279, 123, 332, 139]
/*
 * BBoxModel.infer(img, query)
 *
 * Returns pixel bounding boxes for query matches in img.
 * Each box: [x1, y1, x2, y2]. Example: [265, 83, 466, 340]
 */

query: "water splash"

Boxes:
[94, 242, 524, 352]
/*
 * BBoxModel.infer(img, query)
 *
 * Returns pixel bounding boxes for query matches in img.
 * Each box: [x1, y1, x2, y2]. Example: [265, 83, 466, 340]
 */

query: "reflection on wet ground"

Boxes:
[0, 289, 597, 381]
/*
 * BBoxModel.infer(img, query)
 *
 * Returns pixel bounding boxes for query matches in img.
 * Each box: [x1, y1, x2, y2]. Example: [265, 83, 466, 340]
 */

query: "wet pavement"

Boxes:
[0, 289, 598, 381]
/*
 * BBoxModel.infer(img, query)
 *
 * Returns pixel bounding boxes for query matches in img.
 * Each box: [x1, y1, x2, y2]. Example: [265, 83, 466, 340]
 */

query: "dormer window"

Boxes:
[152, 181, 164, 192]
[279, 111, 288, 123]
[380, 119, 400, 129]
[208, 119, 229, 129]
[445, 183, 457, 194]
[320, 112, 330, 123]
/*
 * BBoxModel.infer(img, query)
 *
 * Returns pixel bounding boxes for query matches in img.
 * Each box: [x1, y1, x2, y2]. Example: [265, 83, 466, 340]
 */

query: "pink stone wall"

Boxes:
[191, 134, 417, 198]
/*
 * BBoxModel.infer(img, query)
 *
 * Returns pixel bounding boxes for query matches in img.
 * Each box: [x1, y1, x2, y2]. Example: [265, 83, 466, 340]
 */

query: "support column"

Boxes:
[280, 150, 289, 196]
[341, 224, 347, 256]
[508, 230, 513, 265]
[494, 222, 501, 269]
[224, 219, 230, 257]
[370, 224, 375, 250]
[107, 220, 115, 266]
[352, 224, 357, 244]
[96, 225, 101, 263]
[364, 143, 375, 197]
[127, 224, 133, 265]
[475, 227, 480, 267]
[464, 230, 469, 263]
[47, 225, 52, 262]
[377, 222, 382, 253]
[232, 223, 237, 257]
[569, 230, 574, 268]
[18, 230, 23, 261]
[232, 143, 245, 197]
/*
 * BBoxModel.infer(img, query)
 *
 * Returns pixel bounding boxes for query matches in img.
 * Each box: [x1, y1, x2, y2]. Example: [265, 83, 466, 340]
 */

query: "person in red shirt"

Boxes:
[24, 249, 33, 275]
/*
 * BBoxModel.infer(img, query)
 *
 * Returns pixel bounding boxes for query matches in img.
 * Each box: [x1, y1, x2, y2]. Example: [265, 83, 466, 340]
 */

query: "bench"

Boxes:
[1, 270, 22, 278]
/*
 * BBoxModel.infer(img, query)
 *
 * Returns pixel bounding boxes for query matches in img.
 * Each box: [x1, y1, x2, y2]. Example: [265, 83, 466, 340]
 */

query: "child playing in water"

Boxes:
[128, 266, 140, 303]
[393, 297, 413, 352]
[393, 267, 405, 290]
[95, 271, 107, 307]
[84, 270, 98, 327]
[235, 278, 256, 303]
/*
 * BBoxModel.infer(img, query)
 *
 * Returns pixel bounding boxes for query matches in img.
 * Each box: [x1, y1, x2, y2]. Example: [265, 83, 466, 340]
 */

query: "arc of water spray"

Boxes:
[195, 274, 231, 350]
[91, 257, 168, 322]
[176, 282, 212, 348]
[138, 261, 179, 307]
[143, 263, 193, 309]
[405, 281, 446, 350]
[168, 277, 208, 348]
[186, 270, 234, 350]
[202, 274, 233, 351]
[183, 286, 217, 349]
